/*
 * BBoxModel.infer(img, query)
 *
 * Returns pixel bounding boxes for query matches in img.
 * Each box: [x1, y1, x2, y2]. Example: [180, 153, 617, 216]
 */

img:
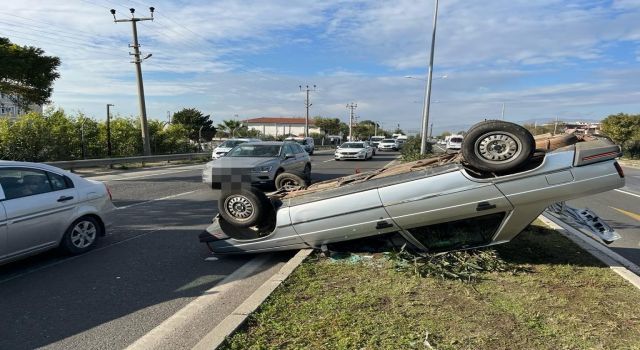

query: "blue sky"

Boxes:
[1, 0, 639, 134]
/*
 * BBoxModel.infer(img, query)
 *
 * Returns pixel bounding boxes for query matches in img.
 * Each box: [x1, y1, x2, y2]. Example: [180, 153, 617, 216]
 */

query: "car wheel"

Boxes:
[275, 172, 309, 191]
[61, 216, 101, 254]
[462, 120, 535, 172]
[219, 188, 269, 228]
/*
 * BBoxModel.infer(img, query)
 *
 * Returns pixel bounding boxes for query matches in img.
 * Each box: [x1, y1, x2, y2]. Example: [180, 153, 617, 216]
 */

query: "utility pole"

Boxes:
[553, 116, 559, 135]
[299, 85, 316, 137]
[346, 102, 357, 141]
[107, 104, 114, 157]
[501, 102, 505, 120]
[429, 122, 433, 138]
[420, 0, 439, 155]
[374, 121, 378, 136]
[110, 7, 155, 156]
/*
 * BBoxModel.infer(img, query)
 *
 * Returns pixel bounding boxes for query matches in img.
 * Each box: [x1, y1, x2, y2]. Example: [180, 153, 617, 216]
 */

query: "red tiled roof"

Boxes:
[243, 117, 316, 125]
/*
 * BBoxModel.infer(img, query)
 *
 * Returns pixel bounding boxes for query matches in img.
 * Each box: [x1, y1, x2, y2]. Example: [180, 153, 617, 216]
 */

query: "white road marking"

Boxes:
[204, 257, 219, 262]
[116, 190, 199, 210]
[125, 255, 271, 350]
[614, 189, 640, 199]
[322, 159, 334, 163]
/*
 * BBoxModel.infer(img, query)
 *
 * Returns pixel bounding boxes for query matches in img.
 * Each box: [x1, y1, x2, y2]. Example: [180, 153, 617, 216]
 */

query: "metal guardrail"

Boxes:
[45, 152, 210, 170]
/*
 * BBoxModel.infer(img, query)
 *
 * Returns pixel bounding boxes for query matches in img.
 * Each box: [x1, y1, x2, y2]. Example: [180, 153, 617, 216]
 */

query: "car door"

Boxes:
[0, 188, 7, 261]
[378, 168, 513, 248]
[281, 143, 304, 174]
[0, 168, 79, 257]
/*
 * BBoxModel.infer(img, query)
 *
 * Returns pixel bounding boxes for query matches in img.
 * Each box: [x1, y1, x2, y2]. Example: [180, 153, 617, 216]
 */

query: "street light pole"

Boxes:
[420, 0, 439, 155]
[106, 104, 114, 157]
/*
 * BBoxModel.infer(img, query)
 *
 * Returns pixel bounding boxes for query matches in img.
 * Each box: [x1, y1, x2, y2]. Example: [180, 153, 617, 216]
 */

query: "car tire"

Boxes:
[219, 188, 269, 228]
[275, 172, 309, 191]
[60, 216, 101, 254]
[462, 120, 535, 173]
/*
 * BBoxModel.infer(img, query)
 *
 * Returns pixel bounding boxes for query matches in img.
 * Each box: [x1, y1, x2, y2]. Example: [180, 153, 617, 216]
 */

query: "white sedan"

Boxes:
[335, 142, 374, 160]
[0, 161, 116, 265]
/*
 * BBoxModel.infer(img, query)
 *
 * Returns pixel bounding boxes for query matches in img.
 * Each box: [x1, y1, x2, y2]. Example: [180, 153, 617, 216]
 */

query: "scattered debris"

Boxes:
[548, 202, 621, 243]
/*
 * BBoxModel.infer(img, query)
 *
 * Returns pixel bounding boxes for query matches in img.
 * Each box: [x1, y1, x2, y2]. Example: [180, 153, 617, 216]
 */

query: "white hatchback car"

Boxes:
[0, 161, 116, 265]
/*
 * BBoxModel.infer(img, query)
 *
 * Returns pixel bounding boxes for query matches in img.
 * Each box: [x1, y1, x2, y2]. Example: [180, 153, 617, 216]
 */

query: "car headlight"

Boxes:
[358, 149, 366, 154]
[251, 165, 272, 173]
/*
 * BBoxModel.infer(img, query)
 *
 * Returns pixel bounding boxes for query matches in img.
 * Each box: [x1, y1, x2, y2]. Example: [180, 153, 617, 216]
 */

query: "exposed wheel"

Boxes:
[219, 188, 269, 228]
[61, 216, 101, 254]
[462, 120, 535, 172]
[275, 172, 309, 191]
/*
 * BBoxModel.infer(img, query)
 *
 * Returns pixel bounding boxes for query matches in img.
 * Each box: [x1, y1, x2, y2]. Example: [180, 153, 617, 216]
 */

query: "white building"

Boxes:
[0, 92, 43, 119]
[243, 117, 320, 137]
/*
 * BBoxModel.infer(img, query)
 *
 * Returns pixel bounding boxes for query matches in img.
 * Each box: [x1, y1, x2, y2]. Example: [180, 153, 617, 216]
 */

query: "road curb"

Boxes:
[539, 213, 640, 290]
[192, 249, 314, 350]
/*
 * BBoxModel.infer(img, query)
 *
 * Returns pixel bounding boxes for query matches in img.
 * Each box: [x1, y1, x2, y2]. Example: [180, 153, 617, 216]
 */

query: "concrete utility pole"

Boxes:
[501, 102, 505, 120]
[346, 102, 357, 141]
[106, 104, 114, 157]
[419, 0, 439, 155]
[299, 85, 316, 137]
[110, 7, 155, 156]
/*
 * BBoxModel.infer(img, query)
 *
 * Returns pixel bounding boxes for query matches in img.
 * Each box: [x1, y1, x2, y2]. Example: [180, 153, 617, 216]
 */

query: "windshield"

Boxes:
[449, 137, 463, 143]
[219, 140, 247, 148]
[226, 144, 281, 157]
[340, 143, 365, 148]
[292, 139, 307, 145]
[381, 139, 395, 143]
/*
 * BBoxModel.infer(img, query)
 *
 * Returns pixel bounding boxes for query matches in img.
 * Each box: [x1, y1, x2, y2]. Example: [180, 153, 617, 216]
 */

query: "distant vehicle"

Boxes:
[0, 161, 115, 265]
[202, 141, 311, 190]
[211, 138, 261, 159]
[363, 141, 377, 155]
[369, 136, 385, 148]
[200, 120, 625, 255]
[446, 135, 464, 150]
[377, 138, 399, 151]
[285, 137, 315, 155]
[335, 142, 374, 160]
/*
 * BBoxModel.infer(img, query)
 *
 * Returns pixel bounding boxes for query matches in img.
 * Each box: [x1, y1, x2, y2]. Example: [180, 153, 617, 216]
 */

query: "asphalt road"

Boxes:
[568, 165, 640, 265]
[0, 149, 400, 350]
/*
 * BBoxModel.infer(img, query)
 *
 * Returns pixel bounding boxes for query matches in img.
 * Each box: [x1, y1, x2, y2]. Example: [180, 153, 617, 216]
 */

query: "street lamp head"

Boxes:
[110, 9, 116, 20]
[149, 6, 155, 14]
[129, 8, 135, 14]
[143, 53, 152, 60]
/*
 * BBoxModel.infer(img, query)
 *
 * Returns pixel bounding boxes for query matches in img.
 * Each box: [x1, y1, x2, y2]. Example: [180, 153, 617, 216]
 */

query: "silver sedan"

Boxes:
[0, 161, 116, 265]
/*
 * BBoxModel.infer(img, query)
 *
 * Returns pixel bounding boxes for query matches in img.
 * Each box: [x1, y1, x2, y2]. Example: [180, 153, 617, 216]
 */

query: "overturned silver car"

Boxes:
[199, 121, 625, 254]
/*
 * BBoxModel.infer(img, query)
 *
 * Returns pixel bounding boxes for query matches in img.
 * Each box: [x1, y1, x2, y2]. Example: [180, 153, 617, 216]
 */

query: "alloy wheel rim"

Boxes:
[70, 221, 97, 248]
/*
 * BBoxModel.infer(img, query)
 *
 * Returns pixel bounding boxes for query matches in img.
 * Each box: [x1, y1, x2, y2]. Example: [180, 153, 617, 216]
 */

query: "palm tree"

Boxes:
[216, 119, 245, 137]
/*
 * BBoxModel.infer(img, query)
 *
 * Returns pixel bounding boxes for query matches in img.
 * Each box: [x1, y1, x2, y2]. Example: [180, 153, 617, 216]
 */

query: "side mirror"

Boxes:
[284, 153, 295, 159]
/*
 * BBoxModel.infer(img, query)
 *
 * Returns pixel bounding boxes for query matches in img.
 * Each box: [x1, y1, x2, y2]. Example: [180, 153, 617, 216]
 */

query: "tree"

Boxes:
[601, 113, 640, 148]
[0, 37, 61, 109]
[171, 108, 216, 142]
[314, 116, 345, 135]
[216, 119, 245, 138]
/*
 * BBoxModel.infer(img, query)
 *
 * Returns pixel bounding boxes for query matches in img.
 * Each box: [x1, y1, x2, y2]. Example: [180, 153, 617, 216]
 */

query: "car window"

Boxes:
[0, 168, 53, 200]
[47, 171, 73, 191]
[284, 143, 296, 155]
[226, 144, 281, 157]
[407, 213, 506, 252]
[292, 143, 305, 154]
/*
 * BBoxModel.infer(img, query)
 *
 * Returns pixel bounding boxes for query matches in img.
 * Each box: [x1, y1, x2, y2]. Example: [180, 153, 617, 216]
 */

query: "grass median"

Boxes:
[221, 221, 640, 349]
